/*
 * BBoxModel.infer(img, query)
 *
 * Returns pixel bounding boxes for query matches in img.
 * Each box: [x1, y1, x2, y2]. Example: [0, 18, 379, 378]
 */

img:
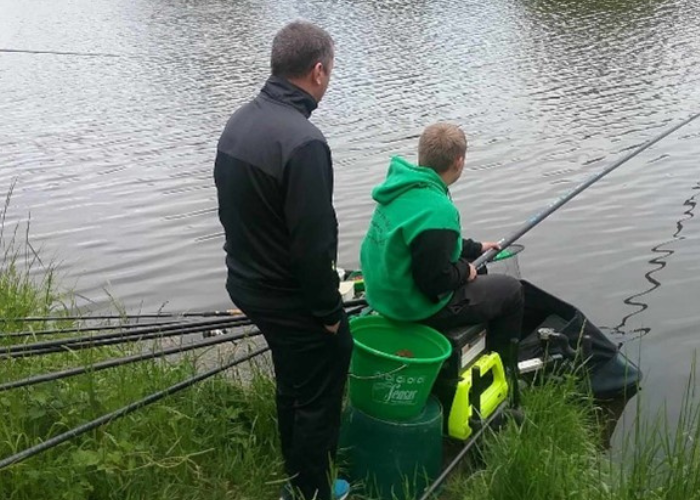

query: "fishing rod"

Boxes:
[0, 48, 123, 57]
[2, 318, 255, 359]
[0, 329, 264, 392]
[0, 319, 185, 339]
[2, 299, 369, 324]
[0, 303, 368, 391]
[1, 316, 252, 344]
[1, 309, 245, 323]
[0, 345, 270, 470]
[1, 316, 252, 354]
[473, 111, 700, 269]
[2, 303, 368, 358]
[417, 402, 508, 500]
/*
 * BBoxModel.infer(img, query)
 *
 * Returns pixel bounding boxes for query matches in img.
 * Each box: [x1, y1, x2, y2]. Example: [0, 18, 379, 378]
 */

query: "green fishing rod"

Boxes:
[475, 112, 700, 269]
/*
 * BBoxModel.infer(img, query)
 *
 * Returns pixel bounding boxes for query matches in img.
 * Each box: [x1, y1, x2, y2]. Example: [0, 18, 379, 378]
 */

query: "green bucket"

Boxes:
[348, 316, 452, 421]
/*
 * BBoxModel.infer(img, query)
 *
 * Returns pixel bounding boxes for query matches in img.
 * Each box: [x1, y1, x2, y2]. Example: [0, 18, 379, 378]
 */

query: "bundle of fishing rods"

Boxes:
[0, 299, 367, 469]
[1, 112, 698, 484]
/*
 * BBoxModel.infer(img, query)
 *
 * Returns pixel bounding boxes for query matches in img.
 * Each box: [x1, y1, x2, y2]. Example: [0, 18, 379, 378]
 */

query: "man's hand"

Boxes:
[324, 321, 341, 334]
[467, 264, 477, 282]
[481, 241, 501, 253]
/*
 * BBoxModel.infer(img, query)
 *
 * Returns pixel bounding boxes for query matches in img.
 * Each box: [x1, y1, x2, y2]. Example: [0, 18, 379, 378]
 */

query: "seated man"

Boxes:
[360, 122, 524, 364]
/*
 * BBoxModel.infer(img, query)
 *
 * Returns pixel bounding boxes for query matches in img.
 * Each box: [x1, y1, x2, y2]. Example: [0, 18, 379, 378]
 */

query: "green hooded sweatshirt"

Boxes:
[360, 156, 462, 321]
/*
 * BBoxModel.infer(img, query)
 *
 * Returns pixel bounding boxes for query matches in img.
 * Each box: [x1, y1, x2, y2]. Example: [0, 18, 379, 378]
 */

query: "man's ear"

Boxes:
[312, 62, 324, 85]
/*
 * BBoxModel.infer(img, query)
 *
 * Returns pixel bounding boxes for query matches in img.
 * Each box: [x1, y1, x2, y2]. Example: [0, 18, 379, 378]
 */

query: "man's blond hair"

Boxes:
[418, 123, 467, 173]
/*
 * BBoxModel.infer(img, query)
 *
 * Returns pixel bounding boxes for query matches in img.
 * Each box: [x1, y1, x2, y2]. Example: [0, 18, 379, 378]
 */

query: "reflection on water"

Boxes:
[603, 181, 700, 340]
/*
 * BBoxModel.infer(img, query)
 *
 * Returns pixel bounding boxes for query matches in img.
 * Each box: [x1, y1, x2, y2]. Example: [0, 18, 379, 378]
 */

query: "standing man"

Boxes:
[214, 21, 351, 500]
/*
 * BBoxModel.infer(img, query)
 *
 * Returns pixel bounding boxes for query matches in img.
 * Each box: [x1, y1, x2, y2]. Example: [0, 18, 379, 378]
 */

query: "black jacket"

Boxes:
[214, 76, 343, 325]
[411, 232, 483, 302]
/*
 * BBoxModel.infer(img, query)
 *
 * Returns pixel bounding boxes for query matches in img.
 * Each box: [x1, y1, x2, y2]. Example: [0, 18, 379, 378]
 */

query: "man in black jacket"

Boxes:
[214, 21, 351, 500]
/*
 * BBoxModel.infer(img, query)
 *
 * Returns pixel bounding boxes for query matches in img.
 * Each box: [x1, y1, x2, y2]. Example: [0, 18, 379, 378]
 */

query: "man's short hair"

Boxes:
[271, 21, 334, 79]
[418, 123, 468, 173]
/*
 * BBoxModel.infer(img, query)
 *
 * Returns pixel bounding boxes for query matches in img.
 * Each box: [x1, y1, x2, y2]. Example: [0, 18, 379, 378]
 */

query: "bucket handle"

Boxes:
[348, 364, 408, 380]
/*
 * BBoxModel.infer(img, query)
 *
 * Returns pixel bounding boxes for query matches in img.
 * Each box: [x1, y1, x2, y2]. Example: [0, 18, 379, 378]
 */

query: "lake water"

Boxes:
[2, 0, 700, 428]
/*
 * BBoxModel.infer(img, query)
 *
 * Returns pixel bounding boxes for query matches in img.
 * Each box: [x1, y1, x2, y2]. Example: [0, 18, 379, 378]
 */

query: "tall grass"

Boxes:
[0, 187, 285, 499]
[441, 370, 700, 500]
[0, 359, 284, 500]
[608, 362, 700, 500]
[443, 377, 605, 500]
[0, 181, 67, 333]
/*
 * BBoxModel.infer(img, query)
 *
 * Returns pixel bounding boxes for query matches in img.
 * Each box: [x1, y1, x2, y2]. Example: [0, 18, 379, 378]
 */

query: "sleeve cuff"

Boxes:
[320, 306, 344, 326]
[461, 239, 483, 259]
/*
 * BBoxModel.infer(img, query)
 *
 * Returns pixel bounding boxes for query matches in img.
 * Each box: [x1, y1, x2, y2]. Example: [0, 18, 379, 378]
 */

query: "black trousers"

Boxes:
[230, 297, 353, 500]
[422, 274, 524, 366]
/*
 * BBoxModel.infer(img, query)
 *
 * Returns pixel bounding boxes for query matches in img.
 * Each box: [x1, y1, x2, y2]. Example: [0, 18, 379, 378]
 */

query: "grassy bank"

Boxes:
[0, 203, 285, 499]
[0, 269, 285, 500]
[442, 375, 700, 500]
[5, 268, 700, 500]
[2, 213, 700, 499]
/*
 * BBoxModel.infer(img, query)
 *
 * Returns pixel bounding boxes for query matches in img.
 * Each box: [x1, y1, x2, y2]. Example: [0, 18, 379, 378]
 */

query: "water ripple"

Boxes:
[1, 0, 699, 350]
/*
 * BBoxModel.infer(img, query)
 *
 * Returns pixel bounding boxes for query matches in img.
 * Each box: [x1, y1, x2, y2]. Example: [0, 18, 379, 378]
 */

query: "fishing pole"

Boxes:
[417, 402, 508, 500]
[0, 304, 367, 391]
[0, 319, 184, 339]
[473, 111, 700, 269]
[1, 316, 252, 354]
[0, 346, 271, 470]
[1, 309, 245, 323]
[2, 316, 252, 344]
[0, 329, 264, 392]
[2, 318, 255, 359]
[2, 303, 367, 358]
[0, 305, 368, 470]
[2, 299, 369, 324]
[0, 48, 124, 57]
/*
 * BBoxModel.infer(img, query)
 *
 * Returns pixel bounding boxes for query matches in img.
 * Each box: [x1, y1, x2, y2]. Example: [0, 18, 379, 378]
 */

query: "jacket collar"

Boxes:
[260, 76, 318, 118]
